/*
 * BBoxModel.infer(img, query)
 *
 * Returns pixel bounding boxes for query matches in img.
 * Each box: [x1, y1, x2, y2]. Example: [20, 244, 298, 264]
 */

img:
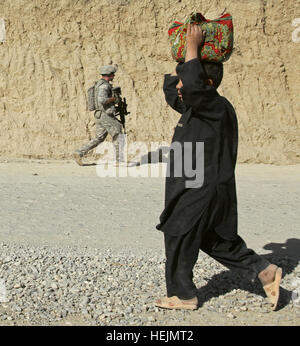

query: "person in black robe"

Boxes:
[155, 24, 282, 311]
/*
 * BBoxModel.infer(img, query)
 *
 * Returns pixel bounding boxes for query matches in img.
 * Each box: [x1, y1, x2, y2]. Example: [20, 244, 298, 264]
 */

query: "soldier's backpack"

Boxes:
[168, 12, 234, 63]
[87, 80, 105, 111]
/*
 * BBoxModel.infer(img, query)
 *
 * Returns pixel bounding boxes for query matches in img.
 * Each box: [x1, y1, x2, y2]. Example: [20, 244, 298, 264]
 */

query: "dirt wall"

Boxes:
[0, 0, 299, 163]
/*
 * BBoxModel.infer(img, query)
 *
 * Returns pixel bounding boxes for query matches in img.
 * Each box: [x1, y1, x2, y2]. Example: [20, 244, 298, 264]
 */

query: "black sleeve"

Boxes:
[163, 74, 184, 114]
[176, 59, 223, 119]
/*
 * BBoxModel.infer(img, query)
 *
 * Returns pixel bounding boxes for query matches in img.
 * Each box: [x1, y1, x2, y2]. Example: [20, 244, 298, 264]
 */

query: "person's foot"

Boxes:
[155, 296, 198, 310]
[180, 296, 198, 307]
[258, 264, 278, 286]
[72, 152, 83, 166]
[259, 264, 282, 310]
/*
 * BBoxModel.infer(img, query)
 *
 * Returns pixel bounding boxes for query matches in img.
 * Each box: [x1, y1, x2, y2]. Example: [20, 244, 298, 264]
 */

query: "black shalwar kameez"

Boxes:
[156, 58, 269, 300]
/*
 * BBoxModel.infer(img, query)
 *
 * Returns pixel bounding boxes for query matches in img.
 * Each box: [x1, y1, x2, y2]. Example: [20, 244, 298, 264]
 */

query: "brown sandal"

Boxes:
[155, 296, 198, 310]
[263, 267, 282, 311]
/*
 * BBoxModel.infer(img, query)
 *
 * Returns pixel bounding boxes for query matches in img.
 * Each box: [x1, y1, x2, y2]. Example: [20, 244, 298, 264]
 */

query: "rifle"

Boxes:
[112, 87, 130, 133]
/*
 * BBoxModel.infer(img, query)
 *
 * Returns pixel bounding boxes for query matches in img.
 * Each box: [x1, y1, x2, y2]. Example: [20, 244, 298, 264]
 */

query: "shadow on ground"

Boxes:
[196, 238, 300, 311]
[77, 147, 170, 167]
[131, 147, 170, 166]
[82, 163, 97, 167]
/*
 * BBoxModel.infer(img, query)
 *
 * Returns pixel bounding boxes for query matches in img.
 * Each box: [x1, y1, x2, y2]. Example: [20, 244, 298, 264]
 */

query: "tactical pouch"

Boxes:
[87, 80, 105, 111]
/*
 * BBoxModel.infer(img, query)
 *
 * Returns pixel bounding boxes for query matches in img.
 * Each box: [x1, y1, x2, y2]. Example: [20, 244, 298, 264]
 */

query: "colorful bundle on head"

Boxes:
[168, 12, 234, 63]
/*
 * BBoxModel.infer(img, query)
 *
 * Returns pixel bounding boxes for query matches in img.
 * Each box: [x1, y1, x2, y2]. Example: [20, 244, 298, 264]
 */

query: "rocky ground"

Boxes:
[0, 160, 299, 326]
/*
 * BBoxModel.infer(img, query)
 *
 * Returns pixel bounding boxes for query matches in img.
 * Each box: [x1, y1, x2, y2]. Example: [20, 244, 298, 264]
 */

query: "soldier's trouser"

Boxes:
[77, 112, 123, 161]
[164, 208, 270, 300]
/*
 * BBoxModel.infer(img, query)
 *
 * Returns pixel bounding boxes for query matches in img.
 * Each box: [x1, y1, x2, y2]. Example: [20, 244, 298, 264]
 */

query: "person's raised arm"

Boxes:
[176, 24, 221, 115]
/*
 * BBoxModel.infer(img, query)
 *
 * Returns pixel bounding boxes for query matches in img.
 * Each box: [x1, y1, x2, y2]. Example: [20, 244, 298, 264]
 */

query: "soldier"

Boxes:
[73, 65, 123, 166]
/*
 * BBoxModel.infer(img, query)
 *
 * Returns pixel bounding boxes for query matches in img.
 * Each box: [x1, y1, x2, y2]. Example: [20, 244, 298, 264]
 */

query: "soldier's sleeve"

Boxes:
[97, 83, 110, 106]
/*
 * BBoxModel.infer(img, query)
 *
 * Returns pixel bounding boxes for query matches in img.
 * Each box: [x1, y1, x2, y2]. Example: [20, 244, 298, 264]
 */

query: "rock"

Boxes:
[51, 283, 58, 290]
[80, 296, 90, 306]
[0, 241, 299, 326]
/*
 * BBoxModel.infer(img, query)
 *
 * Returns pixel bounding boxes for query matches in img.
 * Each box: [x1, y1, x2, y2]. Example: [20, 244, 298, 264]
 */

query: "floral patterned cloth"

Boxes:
[168, 12, 234, 63]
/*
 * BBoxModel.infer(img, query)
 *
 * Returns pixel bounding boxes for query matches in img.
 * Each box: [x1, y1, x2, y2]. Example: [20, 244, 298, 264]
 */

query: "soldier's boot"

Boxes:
[113, 134, 128, 166]
[72, 152, 83, 166]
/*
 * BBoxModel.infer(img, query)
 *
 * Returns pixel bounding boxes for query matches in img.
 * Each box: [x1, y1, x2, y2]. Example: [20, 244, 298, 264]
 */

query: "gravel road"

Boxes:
[0, 159, 299, 326]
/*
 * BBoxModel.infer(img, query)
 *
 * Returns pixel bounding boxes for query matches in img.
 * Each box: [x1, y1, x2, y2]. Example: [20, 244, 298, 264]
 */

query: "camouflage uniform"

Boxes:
[75, 65, 123, 162]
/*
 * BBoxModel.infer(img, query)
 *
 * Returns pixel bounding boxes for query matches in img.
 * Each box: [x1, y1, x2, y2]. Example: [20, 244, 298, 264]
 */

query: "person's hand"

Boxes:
[185, 24, 206, 62]
[186, 23, 205, 49]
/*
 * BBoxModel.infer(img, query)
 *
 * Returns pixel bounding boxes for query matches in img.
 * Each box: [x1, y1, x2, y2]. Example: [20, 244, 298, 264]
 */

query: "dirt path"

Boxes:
[0, 159, 299, 326]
